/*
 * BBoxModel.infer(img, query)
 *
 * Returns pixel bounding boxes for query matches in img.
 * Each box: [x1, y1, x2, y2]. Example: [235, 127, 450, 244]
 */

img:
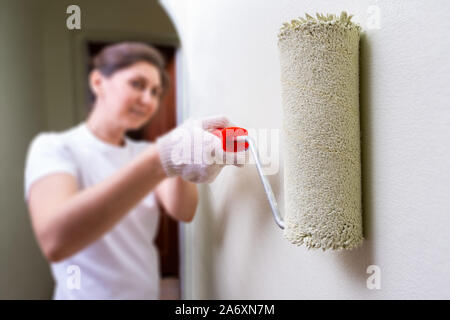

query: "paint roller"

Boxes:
[215, 12, 363, 251]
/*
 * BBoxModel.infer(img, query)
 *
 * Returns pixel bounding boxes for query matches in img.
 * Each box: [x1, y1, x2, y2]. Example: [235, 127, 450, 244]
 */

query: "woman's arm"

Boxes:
[155, 177, 198, 222]
[28, 144, 167, 263]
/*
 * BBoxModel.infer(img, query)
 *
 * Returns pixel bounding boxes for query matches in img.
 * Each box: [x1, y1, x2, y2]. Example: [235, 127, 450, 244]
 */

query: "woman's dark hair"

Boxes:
[87, 42, 171, 140]
[88, 41, 170, 108]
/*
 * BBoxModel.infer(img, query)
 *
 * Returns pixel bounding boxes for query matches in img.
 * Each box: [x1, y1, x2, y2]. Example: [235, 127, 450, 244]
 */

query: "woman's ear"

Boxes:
[89, 69, 104, 99]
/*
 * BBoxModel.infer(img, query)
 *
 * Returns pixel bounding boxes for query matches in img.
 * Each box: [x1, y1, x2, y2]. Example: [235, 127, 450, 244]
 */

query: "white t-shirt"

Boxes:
[24, 122, 161, 300]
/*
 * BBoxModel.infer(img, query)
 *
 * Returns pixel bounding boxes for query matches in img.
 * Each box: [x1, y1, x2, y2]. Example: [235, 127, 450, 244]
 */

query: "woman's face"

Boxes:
[96, 61, 163, 130]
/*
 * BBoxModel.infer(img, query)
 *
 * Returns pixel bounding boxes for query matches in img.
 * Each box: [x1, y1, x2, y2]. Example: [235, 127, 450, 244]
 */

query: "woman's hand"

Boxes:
[155, 115, 244, 183]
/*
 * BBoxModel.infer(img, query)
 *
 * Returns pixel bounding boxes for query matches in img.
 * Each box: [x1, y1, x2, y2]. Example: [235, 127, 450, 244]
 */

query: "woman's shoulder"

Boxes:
[24, 126, 81, 201]
[29, 126, 85, 158]
[28, 124, 82, 153]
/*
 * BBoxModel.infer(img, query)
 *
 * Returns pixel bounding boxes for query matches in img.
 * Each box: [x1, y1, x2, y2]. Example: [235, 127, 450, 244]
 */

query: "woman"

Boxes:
[24, 42, 240, 299]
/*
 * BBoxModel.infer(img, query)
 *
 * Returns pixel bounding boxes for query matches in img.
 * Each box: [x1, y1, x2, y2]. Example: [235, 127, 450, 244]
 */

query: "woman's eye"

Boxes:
[151, 88, 162, 98]
[130, 80, 145, 90]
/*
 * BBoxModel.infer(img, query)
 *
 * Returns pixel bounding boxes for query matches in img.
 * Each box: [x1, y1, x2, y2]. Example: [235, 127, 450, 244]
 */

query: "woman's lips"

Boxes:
[130, 108, 146, 117]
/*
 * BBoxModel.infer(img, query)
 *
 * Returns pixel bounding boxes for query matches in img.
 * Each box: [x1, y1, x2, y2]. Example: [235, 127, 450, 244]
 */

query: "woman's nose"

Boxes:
[141, 90, 154, 106]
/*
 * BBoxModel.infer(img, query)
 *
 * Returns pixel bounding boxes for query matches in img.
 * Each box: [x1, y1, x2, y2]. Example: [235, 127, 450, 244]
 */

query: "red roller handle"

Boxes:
[212, 127, 249, 152]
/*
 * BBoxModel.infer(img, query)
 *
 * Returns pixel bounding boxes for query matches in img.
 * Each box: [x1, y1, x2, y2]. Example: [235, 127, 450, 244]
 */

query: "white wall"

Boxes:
[161, 0, 450, 299]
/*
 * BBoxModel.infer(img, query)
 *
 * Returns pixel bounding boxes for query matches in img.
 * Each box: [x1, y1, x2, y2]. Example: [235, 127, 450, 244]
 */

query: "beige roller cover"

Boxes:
[278, 12, 363, 250]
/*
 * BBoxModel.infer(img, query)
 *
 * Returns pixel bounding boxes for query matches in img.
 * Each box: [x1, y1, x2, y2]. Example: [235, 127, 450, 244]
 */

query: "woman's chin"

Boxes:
[125, 117, 150, 131]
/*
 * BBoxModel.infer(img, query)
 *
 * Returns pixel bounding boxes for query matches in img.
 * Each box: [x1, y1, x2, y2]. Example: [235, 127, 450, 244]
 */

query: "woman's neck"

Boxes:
[86, 108, 125, 146]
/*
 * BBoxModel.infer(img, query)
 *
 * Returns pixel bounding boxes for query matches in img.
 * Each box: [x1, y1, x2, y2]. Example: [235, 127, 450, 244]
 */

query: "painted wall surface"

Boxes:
[161, 0, 450, 299]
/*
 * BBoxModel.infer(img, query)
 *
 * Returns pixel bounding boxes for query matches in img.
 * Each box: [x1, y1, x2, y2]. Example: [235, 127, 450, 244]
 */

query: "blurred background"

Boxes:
[0, 0, 181, 299]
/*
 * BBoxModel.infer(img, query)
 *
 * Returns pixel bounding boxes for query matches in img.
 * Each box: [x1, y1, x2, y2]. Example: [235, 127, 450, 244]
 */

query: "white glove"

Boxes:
[156, 115, 247, 183]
